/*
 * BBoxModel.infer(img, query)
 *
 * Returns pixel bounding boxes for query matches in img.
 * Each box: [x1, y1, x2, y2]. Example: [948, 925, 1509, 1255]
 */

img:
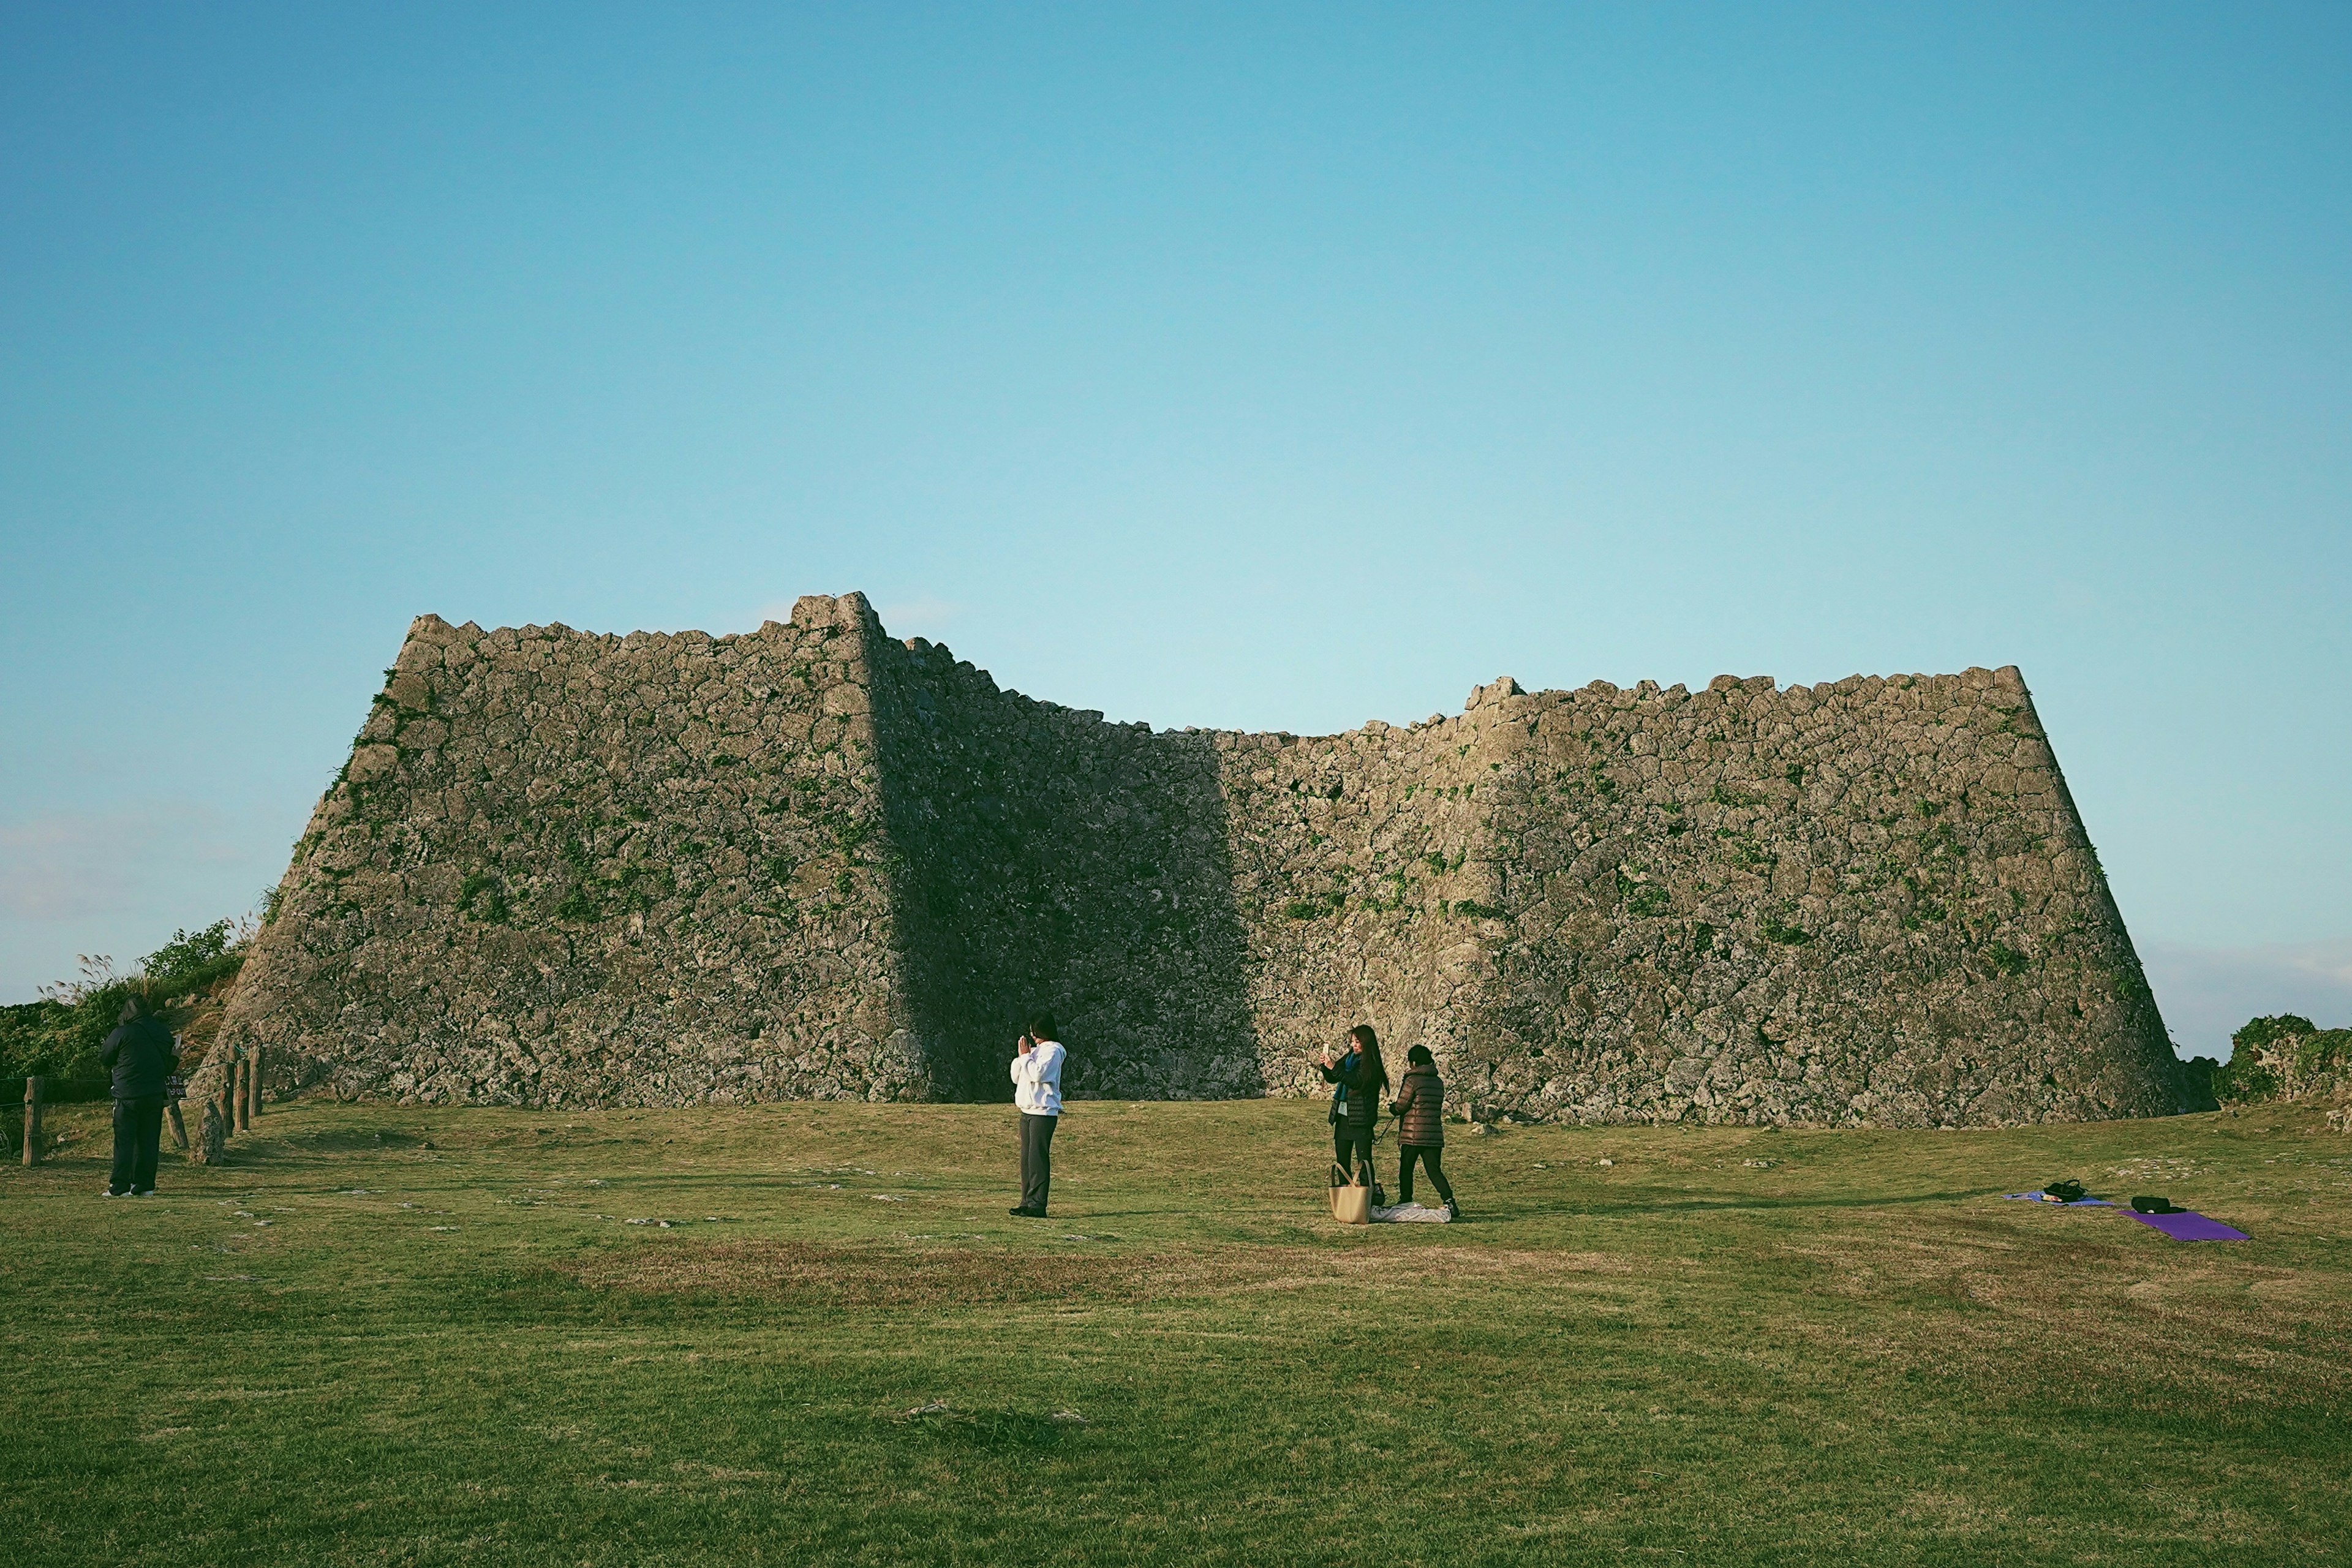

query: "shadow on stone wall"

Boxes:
[865, 632, 1265, 1103]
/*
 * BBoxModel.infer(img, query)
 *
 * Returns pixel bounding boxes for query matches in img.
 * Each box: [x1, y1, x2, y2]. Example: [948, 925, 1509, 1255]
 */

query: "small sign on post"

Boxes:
[22, 1076, 43, 1167]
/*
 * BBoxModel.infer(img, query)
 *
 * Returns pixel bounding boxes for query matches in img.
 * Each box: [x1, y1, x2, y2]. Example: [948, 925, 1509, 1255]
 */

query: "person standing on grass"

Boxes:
[1391, 1044, 1460, 1219]
[98, 988, 174, 1198]
[1318, 1023, 1389, 1195]
[1009, 1011, 1065, 1218]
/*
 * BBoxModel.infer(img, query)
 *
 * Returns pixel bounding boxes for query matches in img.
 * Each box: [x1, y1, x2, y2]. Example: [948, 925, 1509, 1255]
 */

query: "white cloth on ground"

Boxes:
[1370, 1202, 1452, 1223]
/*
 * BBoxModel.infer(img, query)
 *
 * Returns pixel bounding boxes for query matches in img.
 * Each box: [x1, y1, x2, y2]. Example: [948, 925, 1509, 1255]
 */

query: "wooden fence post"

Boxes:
[233, 1054, 252, 1135]
[216, 1065, 236, 1139]
[248, 1045, 266, 1121]
[22, 1076, 42, 1167]
[166, 1100, 189, 1151]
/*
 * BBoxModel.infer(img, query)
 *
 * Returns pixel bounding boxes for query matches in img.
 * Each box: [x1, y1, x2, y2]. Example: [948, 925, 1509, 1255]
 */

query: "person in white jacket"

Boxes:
[1009, 1011, 1065, 1218]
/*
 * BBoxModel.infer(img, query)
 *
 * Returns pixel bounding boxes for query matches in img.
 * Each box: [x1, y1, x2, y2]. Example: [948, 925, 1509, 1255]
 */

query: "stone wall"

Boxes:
[197, 595, 925, 1116]
[865, 639, 1262, 1103]
[193, 592, 2198, 1140]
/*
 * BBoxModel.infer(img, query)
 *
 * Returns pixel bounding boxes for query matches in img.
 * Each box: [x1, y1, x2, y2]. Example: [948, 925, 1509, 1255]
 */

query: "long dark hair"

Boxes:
[1349, 1023, 1389, 1092]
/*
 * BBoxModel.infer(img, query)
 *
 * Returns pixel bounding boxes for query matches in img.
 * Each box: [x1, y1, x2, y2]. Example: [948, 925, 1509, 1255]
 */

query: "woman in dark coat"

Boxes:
[1390, 1044, 1458, 1218]
[98, 989, 175, 1197]
[1317, 1023, 1389, 1191]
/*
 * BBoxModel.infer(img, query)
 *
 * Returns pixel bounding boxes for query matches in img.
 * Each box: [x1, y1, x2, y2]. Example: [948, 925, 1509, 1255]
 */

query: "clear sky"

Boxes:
[4, 4, 2347, 1052]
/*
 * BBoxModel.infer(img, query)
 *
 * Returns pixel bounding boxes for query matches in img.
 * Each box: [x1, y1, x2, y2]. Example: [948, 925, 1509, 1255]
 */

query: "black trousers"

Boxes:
[111, 1095, 165, 1195]
[1332, 1120, 1374, 1183]
[1398, 1144, 1453, 1207]
[1019, 1112, 1057, 1213]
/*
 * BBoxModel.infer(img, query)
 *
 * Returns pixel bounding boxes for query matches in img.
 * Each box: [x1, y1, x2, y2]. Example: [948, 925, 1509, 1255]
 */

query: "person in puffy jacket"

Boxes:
[1318, 1023, 1389, 1191]
[1390, 1045, 1458, 1218]
[98, 989, 175, 1197]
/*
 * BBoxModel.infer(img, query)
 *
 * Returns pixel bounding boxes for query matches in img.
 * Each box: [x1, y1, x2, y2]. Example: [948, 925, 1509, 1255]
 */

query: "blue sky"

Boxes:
[3, 4, 2347, 1051]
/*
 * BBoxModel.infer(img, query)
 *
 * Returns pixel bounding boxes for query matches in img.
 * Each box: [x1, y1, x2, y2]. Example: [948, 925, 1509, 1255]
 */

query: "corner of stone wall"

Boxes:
[2009, 669, 2182, 1113]
[816, 590, 935, 1095]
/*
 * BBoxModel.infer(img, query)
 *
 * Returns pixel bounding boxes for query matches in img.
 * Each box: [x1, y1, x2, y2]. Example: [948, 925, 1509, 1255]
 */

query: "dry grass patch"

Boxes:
[562, 1237, 1648, 1307]
[564, 1239, 1159, 1304]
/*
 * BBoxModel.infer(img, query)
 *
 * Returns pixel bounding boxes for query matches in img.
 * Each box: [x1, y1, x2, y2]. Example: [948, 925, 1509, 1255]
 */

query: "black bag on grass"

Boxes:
[2043, 1179, 2088, 1204]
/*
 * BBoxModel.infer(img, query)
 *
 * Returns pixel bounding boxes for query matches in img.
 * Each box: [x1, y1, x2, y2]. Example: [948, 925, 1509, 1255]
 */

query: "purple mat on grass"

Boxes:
[2000, 1191, 2248, 1239]
[2125, 1209, 2248, 1242]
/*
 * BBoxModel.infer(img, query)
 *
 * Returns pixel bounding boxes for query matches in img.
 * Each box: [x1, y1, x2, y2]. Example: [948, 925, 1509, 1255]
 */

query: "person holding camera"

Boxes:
[1009, 1011, 1065, 1218]
[1318, 1023, 1389, 1196]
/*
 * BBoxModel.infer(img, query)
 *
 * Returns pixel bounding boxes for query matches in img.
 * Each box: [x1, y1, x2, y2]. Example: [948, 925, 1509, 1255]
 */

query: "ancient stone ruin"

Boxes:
[190, 591, 2196, 1148]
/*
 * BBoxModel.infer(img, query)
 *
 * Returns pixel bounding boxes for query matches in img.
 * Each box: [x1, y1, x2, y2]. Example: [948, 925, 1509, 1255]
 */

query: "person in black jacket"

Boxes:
[1317, 1023, 1390, 1194]
[98, 989, 175, 1197]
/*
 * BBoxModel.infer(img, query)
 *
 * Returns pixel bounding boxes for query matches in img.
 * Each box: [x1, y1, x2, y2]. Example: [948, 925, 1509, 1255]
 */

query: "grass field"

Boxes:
[4, 1095, 2348, 1566]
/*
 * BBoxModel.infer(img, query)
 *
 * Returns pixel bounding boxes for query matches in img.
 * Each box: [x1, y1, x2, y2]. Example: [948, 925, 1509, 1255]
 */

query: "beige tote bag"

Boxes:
[1329, 1160, 1372, 1225]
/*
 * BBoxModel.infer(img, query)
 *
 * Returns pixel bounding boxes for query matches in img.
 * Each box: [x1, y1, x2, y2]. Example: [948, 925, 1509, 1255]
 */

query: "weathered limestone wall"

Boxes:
[1240, 671, 2178, 1126]
[865, 636, 1262, 1102]
[203, 595, 927, 1111]
[198, 592, 2194, 1133]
